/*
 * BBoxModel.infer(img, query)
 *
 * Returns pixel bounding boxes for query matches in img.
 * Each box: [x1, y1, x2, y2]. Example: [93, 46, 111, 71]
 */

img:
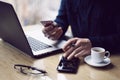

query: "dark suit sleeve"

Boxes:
[54, 0, 69, 36]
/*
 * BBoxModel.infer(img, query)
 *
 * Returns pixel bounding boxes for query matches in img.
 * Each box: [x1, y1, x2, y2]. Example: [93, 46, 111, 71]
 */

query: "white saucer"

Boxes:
[84, 55, 111, 67]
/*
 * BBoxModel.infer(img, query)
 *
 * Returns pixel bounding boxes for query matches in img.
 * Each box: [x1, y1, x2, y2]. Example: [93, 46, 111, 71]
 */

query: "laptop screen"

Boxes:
[0, 1, 33, 56]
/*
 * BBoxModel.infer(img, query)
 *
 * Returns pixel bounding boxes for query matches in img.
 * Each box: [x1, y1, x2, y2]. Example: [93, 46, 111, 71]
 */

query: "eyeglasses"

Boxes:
[14, 64, 47, 75]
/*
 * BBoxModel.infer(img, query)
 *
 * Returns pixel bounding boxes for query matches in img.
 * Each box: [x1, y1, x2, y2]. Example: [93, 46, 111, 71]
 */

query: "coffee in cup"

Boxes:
[91, 47, 110, 63]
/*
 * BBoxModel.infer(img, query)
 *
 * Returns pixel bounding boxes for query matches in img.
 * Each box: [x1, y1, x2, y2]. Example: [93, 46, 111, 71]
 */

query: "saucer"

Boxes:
[84, 55, 111, 67]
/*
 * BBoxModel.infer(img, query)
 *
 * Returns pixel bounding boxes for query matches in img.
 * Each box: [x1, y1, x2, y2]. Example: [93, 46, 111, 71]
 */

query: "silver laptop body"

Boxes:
[0, 1, 66, 58]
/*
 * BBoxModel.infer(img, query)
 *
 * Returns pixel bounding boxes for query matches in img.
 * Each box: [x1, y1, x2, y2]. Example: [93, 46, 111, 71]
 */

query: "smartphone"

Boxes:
[57, 56, 80, 73]
[40, 20, 59, 27]
[40, 20, 53, 27]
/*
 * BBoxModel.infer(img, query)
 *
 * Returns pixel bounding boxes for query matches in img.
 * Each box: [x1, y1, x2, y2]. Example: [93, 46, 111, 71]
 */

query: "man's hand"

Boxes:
[63, 37, 92, 60]
[42, 21, 63, 40]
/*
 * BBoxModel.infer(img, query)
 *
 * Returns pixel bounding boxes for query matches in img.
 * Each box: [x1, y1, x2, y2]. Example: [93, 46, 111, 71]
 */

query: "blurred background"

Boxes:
[0, 0, 61, 26]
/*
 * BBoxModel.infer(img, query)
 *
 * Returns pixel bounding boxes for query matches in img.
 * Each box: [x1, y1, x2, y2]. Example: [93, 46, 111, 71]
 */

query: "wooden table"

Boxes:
[0, 24, 120, 80]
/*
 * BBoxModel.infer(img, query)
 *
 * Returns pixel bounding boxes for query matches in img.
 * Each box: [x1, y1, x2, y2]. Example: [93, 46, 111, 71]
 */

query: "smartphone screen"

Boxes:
[57, 56, 80, 73]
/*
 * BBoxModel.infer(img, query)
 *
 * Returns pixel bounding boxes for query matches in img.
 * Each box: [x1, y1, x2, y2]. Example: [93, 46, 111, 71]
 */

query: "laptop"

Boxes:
[0, 1, 66, 58]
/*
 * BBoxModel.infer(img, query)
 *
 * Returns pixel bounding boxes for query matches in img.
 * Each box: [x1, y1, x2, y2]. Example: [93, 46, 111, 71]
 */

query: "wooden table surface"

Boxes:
[0, 24, 120, 80]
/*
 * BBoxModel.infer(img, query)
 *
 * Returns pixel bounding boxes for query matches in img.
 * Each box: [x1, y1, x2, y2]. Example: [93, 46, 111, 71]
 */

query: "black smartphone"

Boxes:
[40, 20, 53, 27]
[40, 20, 59, 27]
[57, 56, 80, 73]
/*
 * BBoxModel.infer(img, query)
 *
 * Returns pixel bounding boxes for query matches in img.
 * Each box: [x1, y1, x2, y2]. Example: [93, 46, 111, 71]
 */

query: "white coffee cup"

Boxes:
[91, 47, 110, 63]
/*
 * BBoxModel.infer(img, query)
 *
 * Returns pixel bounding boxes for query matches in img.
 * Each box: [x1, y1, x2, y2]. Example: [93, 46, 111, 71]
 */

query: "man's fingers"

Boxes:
[63, 38, 92, 60]
[47, 27, 63, 40]
[75, 49, 90, 57]
[50, 29, 63, 40]
[52, 28, 63, 40]
[43, 25, 54, 33]
[63, 38, 78, 51]
[67, 47, 83, 60]
[63, 46, 75, 58]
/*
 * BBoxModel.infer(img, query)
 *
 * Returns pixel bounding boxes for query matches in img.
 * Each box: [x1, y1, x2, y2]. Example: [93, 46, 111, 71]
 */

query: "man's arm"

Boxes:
[54, 0, 69, 37]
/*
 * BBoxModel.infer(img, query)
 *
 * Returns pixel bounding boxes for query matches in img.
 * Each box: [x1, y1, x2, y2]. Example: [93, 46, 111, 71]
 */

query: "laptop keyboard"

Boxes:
[27, 37, 52, 52]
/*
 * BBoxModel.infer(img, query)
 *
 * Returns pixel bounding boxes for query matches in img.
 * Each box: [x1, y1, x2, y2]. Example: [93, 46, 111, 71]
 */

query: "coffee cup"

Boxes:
[91, 47, 110, 63]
